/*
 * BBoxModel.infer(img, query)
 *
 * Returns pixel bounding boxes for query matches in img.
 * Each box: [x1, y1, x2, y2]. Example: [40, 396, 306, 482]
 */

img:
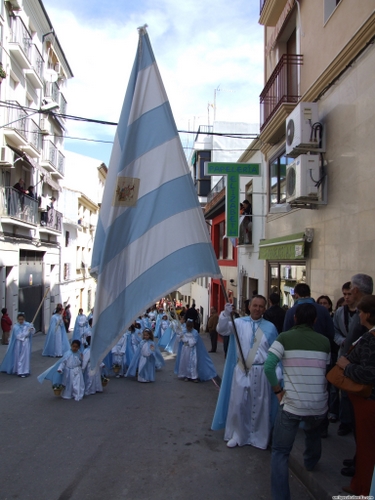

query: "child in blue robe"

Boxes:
[126, 328, 165, 382]
[174, 319, 217, 382]
[0, 312, 35, 377]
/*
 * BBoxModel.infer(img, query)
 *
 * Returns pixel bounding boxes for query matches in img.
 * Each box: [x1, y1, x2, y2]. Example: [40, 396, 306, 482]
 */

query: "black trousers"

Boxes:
[209, 331, 218, 352]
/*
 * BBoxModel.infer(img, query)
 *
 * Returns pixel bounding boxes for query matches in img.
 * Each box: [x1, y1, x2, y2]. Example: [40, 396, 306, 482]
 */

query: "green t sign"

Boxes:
[205, 162, 261, 238]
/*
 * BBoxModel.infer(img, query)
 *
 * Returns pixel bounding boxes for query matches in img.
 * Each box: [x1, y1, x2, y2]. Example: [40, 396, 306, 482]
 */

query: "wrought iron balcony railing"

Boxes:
[207, 176, 226, 204]
[260, 54, 303, 130]
[40, 207, 62, 231]
[10, 16, 32, 60]
[0, 186, 38, 225]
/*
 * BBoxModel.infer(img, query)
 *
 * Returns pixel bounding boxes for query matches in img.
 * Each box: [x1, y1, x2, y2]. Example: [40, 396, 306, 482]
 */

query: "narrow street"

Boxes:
[0, 333, 312, 500]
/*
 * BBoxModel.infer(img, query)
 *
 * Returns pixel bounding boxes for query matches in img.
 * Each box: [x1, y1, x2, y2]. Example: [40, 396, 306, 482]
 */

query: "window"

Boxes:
[65, 231, 70, 247]
[268, 262, 306, 308]
[269, 151, 293, 207]
[324, 0, 342, 24]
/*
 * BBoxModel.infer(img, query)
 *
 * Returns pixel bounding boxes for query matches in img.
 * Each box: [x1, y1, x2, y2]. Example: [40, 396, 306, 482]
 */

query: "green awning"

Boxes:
[259, 232, 306, 260]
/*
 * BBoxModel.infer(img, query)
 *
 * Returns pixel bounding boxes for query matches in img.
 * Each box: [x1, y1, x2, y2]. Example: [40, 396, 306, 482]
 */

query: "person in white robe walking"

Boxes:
[212, 296, 279, 450]
[57, 340, 84, 401]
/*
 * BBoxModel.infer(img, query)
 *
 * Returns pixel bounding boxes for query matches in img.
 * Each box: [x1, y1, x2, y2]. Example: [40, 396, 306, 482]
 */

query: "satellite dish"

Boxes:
[45, 69, 58, 83]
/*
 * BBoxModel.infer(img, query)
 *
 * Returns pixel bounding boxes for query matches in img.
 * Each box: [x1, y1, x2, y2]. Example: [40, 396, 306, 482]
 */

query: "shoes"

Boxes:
[343, 458, 354, 467]
[227, 439, 237, 448]
[342, 486, 355, 494]
[338, 424, 352, 436]
[341, 466, 355, 477]
[21, 375, 26, 378]
[328, 416, 338, 423]
[192, 379, 199, 383]
[184, 377, 189, 382]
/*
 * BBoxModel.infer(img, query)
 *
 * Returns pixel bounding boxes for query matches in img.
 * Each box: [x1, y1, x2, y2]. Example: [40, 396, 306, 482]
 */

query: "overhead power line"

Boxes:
[0, 101, 260, 140]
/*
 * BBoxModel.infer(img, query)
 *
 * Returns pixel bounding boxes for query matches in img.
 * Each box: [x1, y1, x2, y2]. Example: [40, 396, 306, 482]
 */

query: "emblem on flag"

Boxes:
[113, 177, 140, 207]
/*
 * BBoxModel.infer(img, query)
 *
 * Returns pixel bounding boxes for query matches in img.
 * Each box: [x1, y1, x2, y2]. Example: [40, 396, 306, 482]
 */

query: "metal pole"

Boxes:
[220, 278, 248, 374]
[31, 287, 50, 325]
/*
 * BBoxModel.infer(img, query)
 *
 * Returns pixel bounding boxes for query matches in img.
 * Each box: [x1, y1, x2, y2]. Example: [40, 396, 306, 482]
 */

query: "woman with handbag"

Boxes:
[336, 295, 375, 496]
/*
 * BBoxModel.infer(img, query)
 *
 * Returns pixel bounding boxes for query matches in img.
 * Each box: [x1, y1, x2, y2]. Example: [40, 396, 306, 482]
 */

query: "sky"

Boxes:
[42, 0, 264, 166]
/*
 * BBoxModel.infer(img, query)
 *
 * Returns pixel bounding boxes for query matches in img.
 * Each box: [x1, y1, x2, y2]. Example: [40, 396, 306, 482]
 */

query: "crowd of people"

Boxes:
[1, 276, 375, 498]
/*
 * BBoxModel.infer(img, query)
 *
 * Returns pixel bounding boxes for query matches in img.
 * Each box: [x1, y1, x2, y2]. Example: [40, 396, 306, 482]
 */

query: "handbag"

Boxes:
[326, 364, 372, 398]
[326, 329, 375, 398]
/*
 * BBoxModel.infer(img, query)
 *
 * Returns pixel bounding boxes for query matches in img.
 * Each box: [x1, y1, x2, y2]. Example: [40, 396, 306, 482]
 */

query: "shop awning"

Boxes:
[259, 232, 306, 260]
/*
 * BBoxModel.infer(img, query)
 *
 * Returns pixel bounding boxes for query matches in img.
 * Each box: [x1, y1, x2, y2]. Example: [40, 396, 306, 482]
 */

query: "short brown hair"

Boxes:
[357, 295, 375, 325]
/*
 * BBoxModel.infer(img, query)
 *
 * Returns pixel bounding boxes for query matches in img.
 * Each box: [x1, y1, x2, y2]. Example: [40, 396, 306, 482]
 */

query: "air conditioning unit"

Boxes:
[286, 154, 320, 204]
[40, 117, 50, 135]
[286, 102, 324, 157]
[0, 146, 14, 165]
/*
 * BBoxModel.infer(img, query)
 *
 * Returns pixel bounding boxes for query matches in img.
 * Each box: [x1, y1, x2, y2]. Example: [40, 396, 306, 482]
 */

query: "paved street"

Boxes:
[0, 333, 312, 500]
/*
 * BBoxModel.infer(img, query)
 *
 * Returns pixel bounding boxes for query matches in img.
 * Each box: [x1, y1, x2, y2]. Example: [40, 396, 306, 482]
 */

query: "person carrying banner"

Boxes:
[42, 305, 70, 357]
[212, 296, 279, 449]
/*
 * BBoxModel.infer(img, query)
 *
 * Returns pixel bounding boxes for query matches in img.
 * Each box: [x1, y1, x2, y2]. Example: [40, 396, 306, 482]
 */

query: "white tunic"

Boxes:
[177, 332, 198, 379]
[58, 353, 84, 401]
[217, 314, 273, 449]
[82, 348, 103, 395]
[14, 323, 35, 375]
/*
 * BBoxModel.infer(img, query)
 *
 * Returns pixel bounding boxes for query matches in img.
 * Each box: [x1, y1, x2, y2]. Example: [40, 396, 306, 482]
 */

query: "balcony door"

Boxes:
[287, 29, 298, 99]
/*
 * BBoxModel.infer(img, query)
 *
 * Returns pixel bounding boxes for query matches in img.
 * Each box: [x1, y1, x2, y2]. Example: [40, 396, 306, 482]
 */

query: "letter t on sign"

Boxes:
[204, 162, 261, 238]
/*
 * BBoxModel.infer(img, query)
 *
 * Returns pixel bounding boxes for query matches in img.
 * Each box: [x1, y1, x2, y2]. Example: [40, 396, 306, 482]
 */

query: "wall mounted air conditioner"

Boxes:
[286, 102, 325, 157]
[0, 146, 14, 165]
[286, 154, 320, 204]
[40, 117, 50, 135]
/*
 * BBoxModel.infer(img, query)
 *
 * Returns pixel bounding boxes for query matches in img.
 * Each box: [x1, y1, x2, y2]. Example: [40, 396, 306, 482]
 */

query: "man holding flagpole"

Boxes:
[89, 25, 222, 370]
[212, 295, 279, 450]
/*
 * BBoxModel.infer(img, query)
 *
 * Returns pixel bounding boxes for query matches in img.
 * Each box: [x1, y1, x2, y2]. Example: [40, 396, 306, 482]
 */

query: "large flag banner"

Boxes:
[89, 26, 222, 369]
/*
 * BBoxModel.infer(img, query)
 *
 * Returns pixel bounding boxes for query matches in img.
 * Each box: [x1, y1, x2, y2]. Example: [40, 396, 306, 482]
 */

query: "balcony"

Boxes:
[9, 16, 32, 69]
[260, 54, 303, 142]
[3, 101, 42, 157]
[24, 44, 44, 89]
[40, 207, 62, 233]
[259, 0, 289, 26]
[0, 187, 38, 226]
[41, 140, 65, 178]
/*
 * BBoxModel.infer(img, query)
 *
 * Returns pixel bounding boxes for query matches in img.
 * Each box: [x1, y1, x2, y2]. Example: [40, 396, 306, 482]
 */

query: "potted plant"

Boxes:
[52, 383, 63, 396]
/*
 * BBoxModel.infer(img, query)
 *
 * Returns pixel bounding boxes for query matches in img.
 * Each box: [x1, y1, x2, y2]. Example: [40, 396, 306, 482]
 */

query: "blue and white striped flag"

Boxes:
[89, 26, 222, 369]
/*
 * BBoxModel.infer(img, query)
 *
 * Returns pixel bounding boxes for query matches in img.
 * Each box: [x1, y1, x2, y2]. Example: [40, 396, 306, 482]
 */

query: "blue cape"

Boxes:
[126, 340, 165, 377]
[42, 314, 70, 356]
[37, 349, 73, 385]
[211, 317, 279, 430]
[174, 330, 217, 381]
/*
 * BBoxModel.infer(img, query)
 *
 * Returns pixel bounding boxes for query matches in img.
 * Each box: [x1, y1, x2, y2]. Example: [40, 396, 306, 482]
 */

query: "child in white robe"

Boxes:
[111, 332, 127, 377]
[176, 319, 199, 382]
[57, 340, 84, 401]
[0, 312, 35, 377]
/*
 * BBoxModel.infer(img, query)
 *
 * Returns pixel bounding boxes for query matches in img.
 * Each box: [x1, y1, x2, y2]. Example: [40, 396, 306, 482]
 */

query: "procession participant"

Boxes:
[82, 336, 104, 395]
[42, 305, 70, 357]
[56, 340, 85, 401]
[111, 331, 128, 377]
[174, 319, 217, 382]
[72, 308, 88, 343]
[212, 296, 279, 449]
[126, 328, 165, 382]
[0, 312, 35, 377]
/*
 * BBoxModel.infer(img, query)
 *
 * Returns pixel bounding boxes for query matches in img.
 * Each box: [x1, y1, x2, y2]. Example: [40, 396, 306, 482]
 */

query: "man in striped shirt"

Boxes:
[264, 303, 331, 500]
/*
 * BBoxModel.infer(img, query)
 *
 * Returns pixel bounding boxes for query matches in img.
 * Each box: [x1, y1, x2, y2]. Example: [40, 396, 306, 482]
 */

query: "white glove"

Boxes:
[224, 303, 233, 316]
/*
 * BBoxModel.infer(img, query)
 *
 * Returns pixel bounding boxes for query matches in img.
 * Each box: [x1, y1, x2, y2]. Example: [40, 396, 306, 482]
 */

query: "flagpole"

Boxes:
[31, 287, 50, 325]
[220, 278, 248, 375]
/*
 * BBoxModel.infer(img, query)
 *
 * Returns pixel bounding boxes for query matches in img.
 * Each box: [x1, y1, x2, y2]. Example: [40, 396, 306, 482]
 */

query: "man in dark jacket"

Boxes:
[283, 283, 334, 341]
[263, 293, 286, 334]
